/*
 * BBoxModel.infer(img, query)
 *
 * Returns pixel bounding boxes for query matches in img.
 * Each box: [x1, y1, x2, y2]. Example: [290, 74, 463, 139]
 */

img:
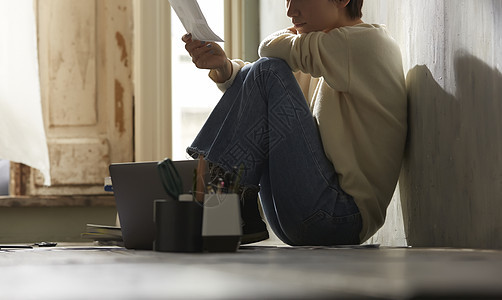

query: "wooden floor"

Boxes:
[1, 242, 502, 299]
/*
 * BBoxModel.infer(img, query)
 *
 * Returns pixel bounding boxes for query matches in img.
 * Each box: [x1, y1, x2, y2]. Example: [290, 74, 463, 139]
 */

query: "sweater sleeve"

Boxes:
[208, 59, 247, 92]
[258, 29, 350, 92]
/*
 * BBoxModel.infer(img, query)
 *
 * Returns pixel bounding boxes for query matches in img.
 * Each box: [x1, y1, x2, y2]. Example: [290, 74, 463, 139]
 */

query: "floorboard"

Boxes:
[1, 243, 502, 299]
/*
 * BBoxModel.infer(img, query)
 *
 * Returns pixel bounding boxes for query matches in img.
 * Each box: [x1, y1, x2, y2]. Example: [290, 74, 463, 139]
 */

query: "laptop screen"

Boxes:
[109, 160, 199, 249]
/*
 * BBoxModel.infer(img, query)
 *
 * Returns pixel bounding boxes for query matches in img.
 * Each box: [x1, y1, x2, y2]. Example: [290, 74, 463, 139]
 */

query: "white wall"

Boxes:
[364, 1, 502, 249]
[259, 0, 290, 40]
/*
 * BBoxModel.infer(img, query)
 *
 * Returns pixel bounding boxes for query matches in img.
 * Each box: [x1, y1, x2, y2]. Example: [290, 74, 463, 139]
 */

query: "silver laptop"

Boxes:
[109, 160, 199, 250]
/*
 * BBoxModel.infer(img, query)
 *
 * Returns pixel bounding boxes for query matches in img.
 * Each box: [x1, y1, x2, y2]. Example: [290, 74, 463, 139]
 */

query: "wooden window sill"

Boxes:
[0, 195, 116, 208]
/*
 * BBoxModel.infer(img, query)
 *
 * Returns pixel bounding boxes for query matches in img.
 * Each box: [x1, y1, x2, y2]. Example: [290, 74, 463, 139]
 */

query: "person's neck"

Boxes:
[341, 18, 363, 27]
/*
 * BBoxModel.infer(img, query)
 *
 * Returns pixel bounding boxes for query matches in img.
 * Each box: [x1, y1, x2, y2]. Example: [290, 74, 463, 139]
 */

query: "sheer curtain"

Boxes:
[0, 0, 50, 186]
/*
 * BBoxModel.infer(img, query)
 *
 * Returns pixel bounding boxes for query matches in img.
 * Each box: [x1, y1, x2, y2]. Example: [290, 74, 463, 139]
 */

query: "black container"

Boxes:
[153, 199, 203, 252]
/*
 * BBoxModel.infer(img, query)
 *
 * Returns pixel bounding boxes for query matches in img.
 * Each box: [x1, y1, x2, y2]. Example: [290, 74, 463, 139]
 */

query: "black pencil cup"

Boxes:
[153, 198, 203, 252]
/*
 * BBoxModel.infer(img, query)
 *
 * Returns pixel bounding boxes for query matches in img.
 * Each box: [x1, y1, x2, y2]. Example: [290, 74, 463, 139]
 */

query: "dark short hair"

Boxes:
[331, 0, 364, 19]
[346, 0, 363, 19]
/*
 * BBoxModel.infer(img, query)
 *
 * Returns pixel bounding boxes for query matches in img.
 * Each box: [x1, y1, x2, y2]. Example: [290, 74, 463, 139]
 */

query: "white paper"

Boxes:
[0, 0, 51, 185]
[168, 0, 224, 42]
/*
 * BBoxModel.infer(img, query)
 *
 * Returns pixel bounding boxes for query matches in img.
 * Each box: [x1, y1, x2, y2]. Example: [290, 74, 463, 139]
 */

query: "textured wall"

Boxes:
[259, 1, 502, 248]
[364, 1, 502, 249]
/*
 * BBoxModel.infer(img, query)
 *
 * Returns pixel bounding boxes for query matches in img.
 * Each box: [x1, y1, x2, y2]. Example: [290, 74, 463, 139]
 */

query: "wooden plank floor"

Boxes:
[1, 243, 502, 299]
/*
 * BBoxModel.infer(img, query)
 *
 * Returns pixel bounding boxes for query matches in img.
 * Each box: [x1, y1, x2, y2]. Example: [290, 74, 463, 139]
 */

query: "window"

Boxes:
[134, 0, 260, 162]
[171, 0, 225, 160]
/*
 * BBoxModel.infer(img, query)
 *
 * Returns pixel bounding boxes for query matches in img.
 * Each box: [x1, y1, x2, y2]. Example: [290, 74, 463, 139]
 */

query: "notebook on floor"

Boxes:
[109, 160, 200, 250]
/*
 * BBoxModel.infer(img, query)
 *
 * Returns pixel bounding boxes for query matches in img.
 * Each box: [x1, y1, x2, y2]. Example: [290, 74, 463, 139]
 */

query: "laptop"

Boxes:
[109, 160, 200, 250]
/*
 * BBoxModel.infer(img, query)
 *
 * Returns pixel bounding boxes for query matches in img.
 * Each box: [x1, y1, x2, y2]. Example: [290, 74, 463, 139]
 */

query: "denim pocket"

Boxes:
[301, 210, 362, 246]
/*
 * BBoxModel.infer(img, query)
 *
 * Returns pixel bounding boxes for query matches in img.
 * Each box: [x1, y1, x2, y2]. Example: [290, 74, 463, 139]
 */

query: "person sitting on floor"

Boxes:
[182, 0, 407, 246]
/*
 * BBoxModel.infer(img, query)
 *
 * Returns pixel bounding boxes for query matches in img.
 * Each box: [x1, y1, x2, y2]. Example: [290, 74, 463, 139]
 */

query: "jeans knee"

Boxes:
[253, 57, 291, 74]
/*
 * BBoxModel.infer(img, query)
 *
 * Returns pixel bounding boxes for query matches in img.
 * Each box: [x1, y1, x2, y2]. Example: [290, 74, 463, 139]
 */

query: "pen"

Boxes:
[232, 164, 244, 193]
[0, 242, 57, 249]
[196, 155, 206, 203]
[217, 179, 224, 194]
[192, 168, 198, 201]
[0, 245, 33, 249]
[207, 184, 215, 195]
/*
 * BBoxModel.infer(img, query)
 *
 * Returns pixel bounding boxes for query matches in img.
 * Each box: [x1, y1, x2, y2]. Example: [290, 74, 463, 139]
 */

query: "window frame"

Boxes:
[133, 0, 173, 162]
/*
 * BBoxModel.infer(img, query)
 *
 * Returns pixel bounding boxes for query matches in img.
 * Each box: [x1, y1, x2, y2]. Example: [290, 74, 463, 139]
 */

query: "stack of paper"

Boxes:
[81, 224, 122, 244]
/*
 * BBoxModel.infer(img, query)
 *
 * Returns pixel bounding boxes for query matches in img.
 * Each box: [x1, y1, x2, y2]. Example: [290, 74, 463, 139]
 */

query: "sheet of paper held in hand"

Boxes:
[168, 0, 224, 42]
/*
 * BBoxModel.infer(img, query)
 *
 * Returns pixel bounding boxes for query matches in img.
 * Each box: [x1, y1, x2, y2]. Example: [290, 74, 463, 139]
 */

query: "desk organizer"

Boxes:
[153, 194, 242, 253]
[153, 198, 203, 252]
[202, 193, 242, 252]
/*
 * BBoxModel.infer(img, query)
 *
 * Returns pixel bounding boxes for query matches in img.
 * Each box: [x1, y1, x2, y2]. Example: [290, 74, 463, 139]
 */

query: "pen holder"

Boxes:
[202, 193, 242, 252]
[153, 197, 203, 252]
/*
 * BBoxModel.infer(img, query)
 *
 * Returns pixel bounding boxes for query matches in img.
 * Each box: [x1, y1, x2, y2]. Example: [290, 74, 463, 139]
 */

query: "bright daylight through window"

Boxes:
[171, 0, 225, 160]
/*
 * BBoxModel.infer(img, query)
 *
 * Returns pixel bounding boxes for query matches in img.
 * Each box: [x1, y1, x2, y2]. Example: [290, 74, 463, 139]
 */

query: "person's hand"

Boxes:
[287, 27, 298, 34]
[182, 33, 232, 82]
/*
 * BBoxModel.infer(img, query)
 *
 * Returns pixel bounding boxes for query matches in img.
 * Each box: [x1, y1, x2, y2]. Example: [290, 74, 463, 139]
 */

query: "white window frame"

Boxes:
[133, 0, 172, 162]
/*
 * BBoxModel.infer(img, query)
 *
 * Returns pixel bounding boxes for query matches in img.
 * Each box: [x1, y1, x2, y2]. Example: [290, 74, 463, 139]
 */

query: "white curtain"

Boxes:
[0, 0, 50, 185]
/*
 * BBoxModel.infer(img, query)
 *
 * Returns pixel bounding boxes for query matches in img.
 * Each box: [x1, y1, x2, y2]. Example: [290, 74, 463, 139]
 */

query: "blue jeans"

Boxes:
[188, 58, 362, 246]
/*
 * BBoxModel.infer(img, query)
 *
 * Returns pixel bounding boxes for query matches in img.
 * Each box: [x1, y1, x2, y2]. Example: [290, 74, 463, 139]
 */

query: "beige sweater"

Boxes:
[211, 24, 407, 243]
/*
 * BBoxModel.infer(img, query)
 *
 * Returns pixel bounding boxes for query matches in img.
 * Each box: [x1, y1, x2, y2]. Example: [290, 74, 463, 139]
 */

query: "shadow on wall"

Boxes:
[400, 53, 502, 249]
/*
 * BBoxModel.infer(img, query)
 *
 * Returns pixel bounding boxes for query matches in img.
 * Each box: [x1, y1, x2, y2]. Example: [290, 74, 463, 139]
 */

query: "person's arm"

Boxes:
[258, 29, 350, 92]
[211, 59, 233, 83]
[182, 33, 248, 91]
[181, 34, 232, 83]
[182, 33, 232, 82]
